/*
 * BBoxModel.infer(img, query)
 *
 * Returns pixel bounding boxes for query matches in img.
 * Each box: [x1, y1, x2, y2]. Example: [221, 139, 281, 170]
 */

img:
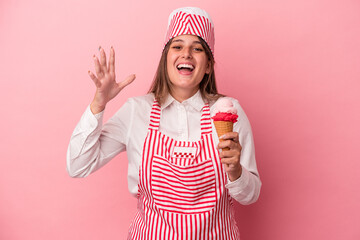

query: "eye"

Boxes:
[171, 45, 181, 50]
[193, 46, 204, 52]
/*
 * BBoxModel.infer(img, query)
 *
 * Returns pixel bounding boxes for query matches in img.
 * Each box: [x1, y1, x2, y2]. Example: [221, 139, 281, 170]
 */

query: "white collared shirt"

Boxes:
[67, 91, 261, 205]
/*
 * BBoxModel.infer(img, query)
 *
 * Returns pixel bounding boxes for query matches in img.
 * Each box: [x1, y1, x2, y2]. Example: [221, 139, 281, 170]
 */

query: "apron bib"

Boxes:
[128, 100, 240, 239]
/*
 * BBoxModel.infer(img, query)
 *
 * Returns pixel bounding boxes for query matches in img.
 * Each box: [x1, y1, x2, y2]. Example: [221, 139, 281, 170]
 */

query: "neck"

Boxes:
[170, 87, 199, 103]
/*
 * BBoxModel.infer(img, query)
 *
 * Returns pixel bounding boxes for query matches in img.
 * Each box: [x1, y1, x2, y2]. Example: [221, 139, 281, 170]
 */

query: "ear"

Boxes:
[205, 61, 211, 74]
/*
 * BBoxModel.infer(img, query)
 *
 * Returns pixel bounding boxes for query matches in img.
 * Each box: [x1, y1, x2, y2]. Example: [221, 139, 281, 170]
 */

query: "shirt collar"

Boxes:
[161, 90, 205, 112]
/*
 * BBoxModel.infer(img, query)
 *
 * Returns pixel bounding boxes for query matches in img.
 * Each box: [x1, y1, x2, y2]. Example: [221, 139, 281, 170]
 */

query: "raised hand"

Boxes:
[88, 46, 136, 114]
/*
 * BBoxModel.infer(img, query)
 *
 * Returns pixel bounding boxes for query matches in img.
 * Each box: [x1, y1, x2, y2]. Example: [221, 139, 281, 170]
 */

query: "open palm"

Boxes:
[88, 46, 135, 113]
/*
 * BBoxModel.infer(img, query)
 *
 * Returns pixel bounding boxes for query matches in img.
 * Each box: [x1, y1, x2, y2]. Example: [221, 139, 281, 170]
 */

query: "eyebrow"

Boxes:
[172, 39, 202, 44]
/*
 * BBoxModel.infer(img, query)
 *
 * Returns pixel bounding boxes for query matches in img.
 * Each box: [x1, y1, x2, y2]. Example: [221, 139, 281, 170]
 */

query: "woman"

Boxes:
[67, 7, 261, 239]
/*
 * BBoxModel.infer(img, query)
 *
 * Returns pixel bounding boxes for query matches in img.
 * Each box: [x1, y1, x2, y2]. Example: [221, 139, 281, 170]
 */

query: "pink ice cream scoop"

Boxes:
[211, 98, 238, 123]
[211, 98, 238, 151]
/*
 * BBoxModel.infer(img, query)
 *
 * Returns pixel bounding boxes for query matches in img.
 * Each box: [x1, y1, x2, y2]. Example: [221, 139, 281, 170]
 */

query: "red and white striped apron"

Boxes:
[128, 100, 240, 239]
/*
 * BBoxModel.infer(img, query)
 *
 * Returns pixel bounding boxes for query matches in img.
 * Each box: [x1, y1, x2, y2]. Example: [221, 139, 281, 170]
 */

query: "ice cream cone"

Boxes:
[214, 121, 233, 151]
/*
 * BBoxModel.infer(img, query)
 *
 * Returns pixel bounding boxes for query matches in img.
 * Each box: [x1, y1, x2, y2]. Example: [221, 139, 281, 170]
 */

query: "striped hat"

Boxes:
[164, 7, 215, 54]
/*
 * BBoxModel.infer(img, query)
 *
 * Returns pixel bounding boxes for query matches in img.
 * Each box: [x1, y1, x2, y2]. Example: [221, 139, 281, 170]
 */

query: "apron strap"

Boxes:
[200, 104, 212, 135]
[148, 100, 161, 130]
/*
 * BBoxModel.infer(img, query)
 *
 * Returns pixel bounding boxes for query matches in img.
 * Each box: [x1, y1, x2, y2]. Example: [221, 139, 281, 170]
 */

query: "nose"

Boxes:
[181, 47, 192, 59]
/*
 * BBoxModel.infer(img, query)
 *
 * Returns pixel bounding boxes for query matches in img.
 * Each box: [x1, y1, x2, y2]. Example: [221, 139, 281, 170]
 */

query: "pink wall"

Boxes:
[1, 0, 359, 239]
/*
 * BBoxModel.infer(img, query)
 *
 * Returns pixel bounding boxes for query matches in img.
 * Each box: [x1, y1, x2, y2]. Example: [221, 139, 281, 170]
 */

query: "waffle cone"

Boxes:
[213, 121, 233, 151]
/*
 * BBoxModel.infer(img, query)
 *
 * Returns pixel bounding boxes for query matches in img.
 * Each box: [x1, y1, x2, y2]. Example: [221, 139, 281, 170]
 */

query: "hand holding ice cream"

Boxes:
[212, 98, 242, 181]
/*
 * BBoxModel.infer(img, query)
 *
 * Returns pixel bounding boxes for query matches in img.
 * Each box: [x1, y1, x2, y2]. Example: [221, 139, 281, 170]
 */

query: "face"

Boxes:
[166, 35, 211, 97]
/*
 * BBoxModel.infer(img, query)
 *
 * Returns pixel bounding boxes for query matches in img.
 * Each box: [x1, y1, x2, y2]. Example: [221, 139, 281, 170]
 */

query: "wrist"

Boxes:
[228, 166, 242, 182]
[90, 101, 105, 114]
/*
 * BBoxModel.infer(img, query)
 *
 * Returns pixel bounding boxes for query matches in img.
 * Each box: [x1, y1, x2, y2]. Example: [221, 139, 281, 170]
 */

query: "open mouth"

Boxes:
[176, 63, 194, 72]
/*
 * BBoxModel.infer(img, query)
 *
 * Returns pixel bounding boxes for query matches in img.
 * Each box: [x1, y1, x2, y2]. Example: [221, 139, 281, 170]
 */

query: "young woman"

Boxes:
[67, 7, 261, 239]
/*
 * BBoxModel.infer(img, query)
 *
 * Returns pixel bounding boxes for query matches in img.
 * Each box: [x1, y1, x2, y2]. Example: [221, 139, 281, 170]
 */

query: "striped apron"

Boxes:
[128, 100, 240, 239]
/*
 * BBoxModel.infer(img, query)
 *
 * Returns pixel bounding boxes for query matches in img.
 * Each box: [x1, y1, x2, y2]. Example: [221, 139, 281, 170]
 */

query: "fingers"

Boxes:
[220, 151, 241, 171]
[217, 132, 241, 151]
[221, 157, 240, 171]
[118, 74, 136, 90]
[219, 132, 239, 143]
[108, 46, 115, 74]
[220, 148, 241, 160]
[218, 139, 241, 164]
[217, 132, 242, 169]
[93, 55, 103, 78]
[94, 46, 114, 76]
[92, 46, 111, 81]
[217, 132, 242, 181]
[91, 46, 133, 94]
[88, 70, 101, 88]
[99, 46, 107, 72]
[220, 149, 242, 181]
[218, 140, 240, 151]
[222, 162, 242, 182]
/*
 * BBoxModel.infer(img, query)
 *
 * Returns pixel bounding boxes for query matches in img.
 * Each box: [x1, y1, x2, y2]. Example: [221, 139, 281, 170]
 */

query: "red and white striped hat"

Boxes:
[164, 7, 215, 54]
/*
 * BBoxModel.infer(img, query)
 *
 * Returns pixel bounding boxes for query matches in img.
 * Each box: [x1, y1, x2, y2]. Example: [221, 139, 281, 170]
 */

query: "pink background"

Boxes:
[1, 0, 360, 239]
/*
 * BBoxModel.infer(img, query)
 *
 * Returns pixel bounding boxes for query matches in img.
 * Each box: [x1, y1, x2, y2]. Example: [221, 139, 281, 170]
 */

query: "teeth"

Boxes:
[177, 64, 194, 70]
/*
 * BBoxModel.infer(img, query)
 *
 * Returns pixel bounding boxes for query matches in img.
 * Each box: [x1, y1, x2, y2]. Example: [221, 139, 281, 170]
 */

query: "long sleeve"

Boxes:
[223, 98, 262, 205]
[66, 101, 133, 178]
[225, 168, 262, 205]
[66, 93, 262, 200]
